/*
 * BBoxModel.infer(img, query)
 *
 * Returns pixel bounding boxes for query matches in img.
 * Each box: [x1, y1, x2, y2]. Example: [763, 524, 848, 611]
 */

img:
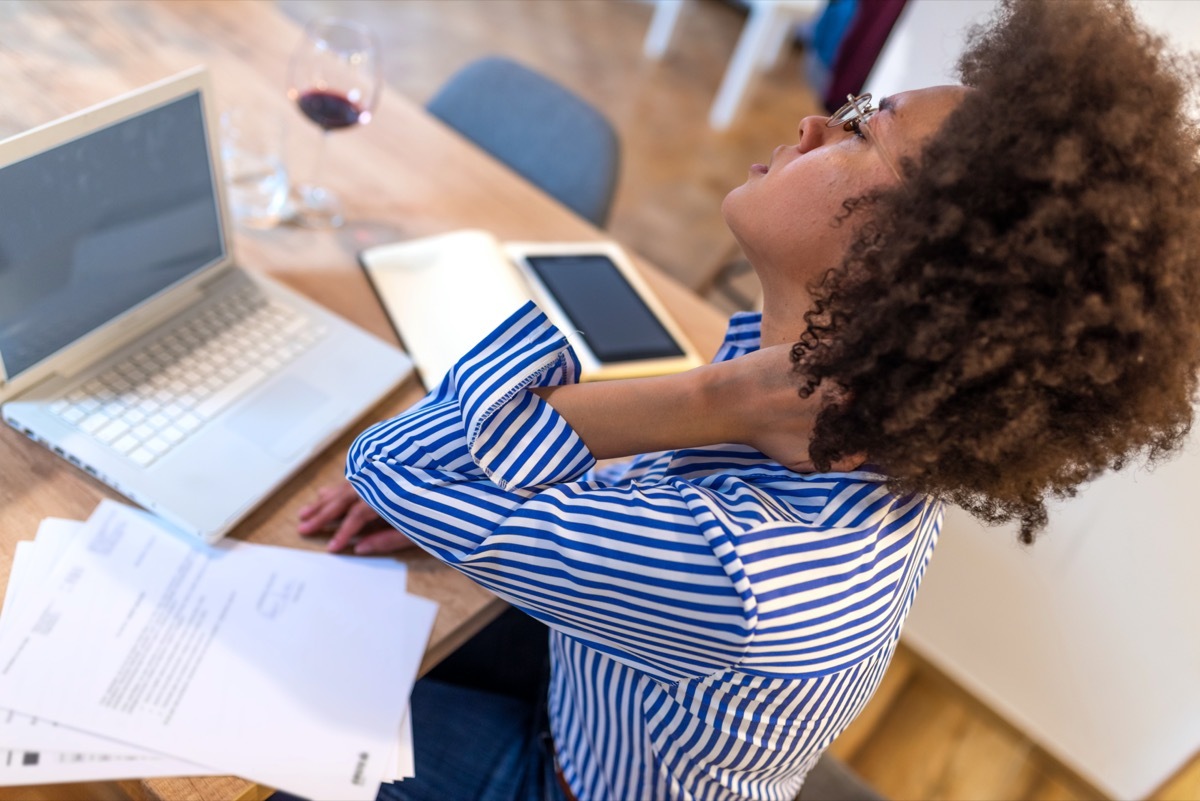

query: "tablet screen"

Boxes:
[526, 255, 685, 363]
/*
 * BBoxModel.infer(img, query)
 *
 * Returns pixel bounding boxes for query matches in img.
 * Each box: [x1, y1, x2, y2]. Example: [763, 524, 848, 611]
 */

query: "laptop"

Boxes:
[0, 68, 413, 542]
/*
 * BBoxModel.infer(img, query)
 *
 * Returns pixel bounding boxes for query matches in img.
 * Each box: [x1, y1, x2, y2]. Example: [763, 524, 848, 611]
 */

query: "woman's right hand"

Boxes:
[297, 480, 418, 555]
[719, 344, 865, 473]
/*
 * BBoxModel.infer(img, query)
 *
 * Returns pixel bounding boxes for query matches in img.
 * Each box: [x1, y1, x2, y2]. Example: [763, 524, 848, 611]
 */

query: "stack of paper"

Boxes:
[0, 500, 436, 800]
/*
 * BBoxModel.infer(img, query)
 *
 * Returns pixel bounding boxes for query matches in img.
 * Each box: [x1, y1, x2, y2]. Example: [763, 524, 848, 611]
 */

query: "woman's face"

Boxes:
[722, 86, 969, 296]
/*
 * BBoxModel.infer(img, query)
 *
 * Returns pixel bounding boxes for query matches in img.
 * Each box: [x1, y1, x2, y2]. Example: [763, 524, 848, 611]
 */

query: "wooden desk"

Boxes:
[0, 2, 728, 799]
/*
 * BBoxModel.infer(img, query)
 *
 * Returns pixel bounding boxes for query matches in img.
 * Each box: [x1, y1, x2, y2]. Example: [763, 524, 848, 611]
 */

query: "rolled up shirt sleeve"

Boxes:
[346, 302, 752, 680]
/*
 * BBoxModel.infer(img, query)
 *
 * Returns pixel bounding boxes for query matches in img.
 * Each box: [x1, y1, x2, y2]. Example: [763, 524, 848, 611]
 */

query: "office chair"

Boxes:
[798, 753, 887, 800]
[426, 56, 621, 228]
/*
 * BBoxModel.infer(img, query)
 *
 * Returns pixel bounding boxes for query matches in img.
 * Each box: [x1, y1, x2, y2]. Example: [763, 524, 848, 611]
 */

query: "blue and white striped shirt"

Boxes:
[348, 302, 942, 801]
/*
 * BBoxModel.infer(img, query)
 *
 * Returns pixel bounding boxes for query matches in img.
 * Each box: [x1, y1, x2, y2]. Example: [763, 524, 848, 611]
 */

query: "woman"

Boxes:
[299, 1, 1200, 799]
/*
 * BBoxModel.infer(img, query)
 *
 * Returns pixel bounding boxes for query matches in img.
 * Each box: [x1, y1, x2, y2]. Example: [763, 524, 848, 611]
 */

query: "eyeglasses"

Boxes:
[827, 93, 903, 182]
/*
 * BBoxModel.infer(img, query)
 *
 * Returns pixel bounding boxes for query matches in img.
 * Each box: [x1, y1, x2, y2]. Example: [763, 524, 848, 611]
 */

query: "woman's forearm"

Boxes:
[531, 364, 739, 460]
[532, 345, 839, 472]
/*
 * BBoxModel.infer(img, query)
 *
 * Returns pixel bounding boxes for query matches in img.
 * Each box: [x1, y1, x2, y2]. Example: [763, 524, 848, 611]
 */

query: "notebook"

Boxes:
[360, 230, 702, 388]
[360, 230, 532, 388]
[0, 68, 413, 543]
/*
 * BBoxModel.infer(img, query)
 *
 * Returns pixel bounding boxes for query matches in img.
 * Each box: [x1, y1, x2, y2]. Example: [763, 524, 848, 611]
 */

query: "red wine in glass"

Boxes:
[286, 17, 381, 228]
[296, 89, 367, 131]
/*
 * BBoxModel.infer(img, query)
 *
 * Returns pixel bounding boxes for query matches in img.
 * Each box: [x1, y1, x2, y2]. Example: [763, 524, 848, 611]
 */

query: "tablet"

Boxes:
[505, 241, 704, 381]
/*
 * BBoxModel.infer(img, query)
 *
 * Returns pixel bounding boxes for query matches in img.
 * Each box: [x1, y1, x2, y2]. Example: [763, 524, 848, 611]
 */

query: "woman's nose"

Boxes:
[797, 115, 832, 153]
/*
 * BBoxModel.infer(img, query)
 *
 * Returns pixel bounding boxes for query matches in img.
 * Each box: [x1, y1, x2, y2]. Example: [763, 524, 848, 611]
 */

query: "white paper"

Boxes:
[380, 709, 415, 785]
[0, 709, 203, 762]
[2, 543, 33, 616]
[394, 708, 415, 781]
[3, 519, 78, 613]
[0, 520, 217, 777]
[0, 500, 434, 800]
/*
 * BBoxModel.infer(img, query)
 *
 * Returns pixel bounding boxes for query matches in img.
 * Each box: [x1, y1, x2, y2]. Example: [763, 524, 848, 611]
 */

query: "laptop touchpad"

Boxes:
[224, 375, 340, 460]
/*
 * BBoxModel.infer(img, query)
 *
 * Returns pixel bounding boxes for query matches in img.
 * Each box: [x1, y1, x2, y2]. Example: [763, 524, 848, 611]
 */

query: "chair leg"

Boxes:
[698, 240, 761, 311]
[695, 239, 745, 297]
[709, 3, 780, 130]
[644, 0, 687, 59]
[710, 0, 825, 130]
[713, 261, 761, 311]
[759, 11, 797, 71]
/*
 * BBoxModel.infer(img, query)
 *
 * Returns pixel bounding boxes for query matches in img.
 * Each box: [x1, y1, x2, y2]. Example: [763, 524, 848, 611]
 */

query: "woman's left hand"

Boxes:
[298, 480, 419, 555]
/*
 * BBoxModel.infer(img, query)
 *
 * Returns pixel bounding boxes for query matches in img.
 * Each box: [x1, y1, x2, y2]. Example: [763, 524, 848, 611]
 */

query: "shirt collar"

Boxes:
[713, 311, 763, 363]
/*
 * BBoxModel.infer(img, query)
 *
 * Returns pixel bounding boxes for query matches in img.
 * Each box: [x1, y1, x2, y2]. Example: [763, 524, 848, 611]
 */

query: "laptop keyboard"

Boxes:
[49, 282, 327, 467]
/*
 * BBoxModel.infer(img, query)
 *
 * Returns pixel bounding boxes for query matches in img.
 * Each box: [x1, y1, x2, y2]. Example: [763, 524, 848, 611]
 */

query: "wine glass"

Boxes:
[286, 18, 381, 229]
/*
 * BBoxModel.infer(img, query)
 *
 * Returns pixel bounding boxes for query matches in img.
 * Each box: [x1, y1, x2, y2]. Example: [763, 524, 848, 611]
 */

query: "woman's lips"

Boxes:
[753, 145, 789, 174]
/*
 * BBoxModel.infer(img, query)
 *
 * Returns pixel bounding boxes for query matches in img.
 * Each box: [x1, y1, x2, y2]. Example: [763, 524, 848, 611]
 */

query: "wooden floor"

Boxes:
[264, 3, 1200, 801]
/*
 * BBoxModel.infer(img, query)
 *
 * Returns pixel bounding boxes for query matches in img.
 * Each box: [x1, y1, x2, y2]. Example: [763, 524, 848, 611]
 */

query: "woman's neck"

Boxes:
[758, 285, 814, 349]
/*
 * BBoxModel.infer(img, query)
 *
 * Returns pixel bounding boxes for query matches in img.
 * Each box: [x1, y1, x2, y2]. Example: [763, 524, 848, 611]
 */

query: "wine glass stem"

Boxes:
[312, 130, 328, 189]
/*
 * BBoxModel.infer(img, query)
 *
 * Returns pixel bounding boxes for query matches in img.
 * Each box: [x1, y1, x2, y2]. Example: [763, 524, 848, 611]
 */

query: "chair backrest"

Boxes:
[426, 56, 621, 228]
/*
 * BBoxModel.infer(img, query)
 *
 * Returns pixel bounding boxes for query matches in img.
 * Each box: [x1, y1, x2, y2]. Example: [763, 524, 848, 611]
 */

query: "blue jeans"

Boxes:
[381, 607, 566, 801]
[377, 676, 566, 801]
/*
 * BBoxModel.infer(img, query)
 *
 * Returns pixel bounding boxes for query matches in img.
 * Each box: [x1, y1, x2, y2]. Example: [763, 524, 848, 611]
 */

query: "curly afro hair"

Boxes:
[791, 0, 1200, 542]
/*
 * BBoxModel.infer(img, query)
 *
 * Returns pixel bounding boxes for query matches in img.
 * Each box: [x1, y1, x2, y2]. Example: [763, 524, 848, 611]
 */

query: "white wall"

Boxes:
[866, 0, 1200, 103]
[863, 2, 1200, 798]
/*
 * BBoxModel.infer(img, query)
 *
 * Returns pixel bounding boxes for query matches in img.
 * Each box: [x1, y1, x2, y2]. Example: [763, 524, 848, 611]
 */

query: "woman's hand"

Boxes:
[297, 481, 418, 555]
[718, 344, 865, 473]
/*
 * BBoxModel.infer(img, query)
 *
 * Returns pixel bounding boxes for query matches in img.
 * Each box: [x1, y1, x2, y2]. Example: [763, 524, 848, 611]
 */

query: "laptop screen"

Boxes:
[0, 91, 224, 379]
